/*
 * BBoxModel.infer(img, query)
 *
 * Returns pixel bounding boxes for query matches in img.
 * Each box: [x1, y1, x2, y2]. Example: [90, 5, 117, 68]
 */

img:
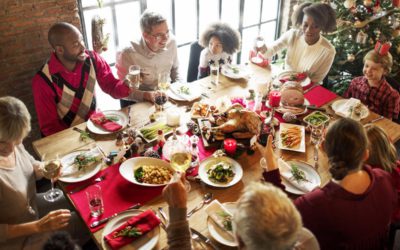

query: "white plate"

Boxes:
[221, 64, 249, 79]
[166, 82, 202, 102]
[87, 110, 128, 134]
[59, 150, 102, 183]
[278, 123, 306, 153]
[136, 121, 173, 143]
[207, 202, 237, 247]
[101, 209, 160, 250]
[331, 99, 369, 120]
[276, 71, 312, 88]
[198, 156, 243, 188]
[119, 157, 174, 187]
[280, 161, 321, 195]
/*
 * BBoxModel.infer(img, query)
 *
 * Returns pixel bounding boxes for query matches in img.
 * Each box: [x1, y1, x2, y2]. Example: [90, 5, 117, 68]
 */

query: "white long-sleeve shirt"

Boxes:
[263, 29, 335, 84]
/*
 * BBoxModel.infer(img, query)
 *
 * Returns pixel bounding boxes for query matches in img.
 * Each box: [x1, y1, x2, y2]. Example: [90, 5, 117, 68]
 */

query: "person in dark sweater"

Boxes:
[259, 118, 397, 250]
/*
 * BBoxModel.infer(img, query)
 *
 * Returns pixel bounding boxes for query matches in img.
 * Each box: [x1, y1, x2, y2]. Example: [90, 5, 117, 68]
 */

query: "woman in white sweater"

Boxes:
[258, 2, 337, 84]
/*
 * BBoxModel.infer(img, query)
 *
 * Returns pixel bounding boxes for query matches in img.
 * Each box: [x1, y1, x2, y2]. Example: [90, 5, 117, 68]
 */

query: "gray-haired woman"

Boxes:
[0, 96, 88, 249]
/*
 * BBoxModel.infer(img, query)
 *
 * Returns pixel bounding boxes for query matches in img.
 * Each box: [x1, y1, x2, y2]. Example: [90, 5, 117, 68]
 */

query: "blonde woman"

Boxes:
[0, 96, 88, 249]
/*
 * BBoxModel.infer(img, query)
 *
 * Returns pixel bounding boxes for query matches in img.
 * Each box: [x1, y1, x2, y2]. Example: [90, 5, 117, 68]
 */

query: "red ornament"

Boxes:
[393, 0, 400, 7]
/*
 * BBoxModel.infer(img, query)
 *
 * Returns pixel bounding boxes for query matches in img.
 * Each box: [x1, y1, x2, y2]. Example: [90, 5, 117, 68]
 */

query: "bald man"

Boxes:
[32, 22, 154, 136]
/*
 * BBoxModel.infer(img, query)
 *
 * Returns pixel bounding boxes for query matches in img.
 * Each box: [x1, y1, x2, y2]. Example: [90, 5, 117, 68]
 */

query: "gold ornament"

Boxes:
[393, 29, 400, 37]
[344, 0, 355, 9]
[347, 54, 356, 62]
[363, 0, 373, 7]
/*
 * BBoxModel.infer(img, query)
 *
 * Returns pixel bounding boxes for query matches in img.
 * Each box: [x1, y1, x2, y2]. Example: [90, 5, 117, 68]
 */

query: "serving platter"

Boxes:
[277, 123, 306, 153]
[276, 70, 312, 88]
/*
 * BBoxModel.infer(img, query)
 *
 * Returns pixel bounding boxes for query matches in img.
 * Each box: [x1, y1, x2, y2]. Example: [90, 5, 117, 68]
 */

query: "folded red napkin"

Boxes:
[304, 85, 337, 107]
[279, 72, 307, 83]
[90, 111, 122, 132]
[104, 209, 160, 250]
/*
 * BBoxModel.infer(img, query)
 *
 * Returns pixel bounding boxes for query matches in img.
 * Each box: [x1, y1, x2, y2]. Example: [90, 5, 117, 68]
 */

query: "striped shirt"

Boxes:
[343, 76, 400, 120]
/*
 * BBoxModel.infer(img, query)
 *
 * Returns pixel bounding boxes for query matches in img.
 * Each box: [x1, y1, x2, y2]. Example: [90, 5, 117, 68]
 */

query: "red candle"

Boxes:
[268, 90, 281, 108]
[224, 138, 237, 155]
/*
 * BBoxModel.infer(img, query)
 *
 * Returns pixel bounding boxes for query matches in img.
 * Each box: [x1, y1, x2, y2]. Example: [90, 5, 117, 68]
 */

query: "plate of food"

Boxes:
[221, 64, 249, 79]
[276, 71, 311, 88]
[206, 201, 237, 247]
[59, 149, 102, 183]
[87, 110, 128, 134]
[191, 102, 210, 119]
[331, 98, 369, 121]
[119, 157, 174, 187]
[101, 209, 160, 250]
[198, 156, 243, 188]
[303, 111, 330, 127]
[166, 82, 202, 102]
[137, 121, 173, 143]
[278, 159, 321, 195]
[278, 123, 305, 153]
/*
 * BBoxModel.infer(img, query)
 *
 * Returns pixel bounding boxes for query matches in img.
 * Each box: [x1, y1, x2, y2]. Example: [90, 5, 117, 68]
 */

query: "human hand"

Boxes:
[256, 135, 278, 171]
[162, 172, 187, 208]
[36, 209, 71, 233]
[143, 91, 156, 103]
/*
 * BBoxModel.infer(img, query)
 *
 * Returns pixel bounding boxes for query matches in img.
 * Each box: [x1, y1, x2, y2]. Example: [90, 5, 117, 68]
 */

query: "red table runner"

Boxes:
[67, 164, 163, 233]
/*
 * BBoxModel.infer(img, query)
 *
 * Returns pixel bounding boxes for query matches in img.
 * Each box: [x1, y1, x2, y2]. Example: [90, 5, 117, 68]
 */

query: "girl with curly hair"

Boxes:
[257, 2, 336, 84]
[198, 22, 241, 79]
[258, 118, 397, 249]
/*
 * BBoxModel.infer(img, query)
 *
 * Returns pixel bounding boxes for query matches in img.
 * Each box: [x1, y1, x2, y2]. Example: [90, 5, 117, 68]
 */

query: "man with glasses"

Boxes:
[116, 10, 180, 107]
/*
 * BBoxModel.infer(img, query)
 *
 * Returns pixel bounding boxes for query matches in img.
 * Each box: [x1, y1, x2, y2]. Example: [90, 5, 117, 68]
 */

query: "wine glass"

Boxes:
[42, 157, 63, 202]
[127, 65, 141, 88]
[169, 140, 192, 192]
[158, 71, 171, 91]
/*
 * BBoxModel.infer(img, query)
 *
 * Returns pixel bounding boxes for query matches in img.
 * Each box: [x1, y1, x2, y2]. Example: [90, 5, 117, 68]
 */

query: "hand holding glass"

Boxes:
[42, 158, 63, 202]
[127, 65, 141, 88]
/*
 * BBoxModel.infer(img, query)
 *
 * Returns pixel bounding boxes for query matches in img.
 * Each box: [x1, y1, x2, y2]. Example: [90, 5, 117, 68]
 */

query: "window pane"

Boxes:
[115, 2, 141, 48]
[262, 0, 279, 21]
[82, 7, 116, 64]
[260, 21, 277, 44]
[175, 0, 197, 45]
[177, 45, 191, 81]
[199, 0, 219, 36]
[243, 0, 261, 27]
[221, 0, 239, 29]
[146, 0, 173, 29]
[240, 27, 259, 63]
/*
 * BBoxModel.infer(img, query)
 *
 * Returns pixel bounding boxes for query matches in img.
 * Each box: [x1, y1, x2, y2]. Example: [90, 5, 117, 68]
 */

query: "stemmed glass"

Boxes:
[310, 124, 324, 169]
[41, 155, 63, 202]
[127, 65, 141, 89]
[154, 72, 170, 119]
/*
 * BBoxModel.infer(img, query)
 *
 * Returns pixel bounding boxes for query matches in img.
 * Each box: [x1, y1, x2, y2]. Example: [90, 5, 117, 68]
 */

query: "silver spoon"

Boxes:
[187, 192, 213, 218]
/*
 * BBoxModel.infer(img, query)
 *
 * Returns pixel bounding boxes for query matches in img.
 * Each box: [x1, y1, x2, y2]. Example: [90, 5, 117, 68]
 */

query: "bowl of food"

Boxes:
[303, 111, 330, 127]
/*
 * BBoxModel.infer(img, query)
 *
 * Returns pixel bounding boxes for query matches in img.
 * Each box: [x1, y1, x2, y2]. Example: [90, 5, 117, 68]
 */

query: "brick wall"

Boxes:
[0, 0, 81, 156]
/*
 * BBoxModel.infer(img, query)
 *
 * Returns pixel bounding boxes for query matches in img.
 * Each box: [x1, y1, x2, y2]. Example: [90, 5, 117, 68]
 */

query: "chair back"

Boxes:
[386, 77, 400, 124]
[187, 41, 203, 82]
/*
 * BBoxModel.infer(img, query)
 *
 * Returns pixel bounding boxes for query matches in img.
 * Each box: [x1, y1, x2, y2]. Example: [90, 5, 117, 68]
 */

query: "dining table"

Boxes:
[32, 63, 400, 250]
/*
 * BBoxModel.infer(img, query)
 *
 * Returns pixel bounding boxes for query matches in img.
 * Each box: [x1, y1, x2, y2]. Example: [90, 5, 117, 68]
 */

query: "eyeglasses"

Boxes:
[149, 30, 170, 41]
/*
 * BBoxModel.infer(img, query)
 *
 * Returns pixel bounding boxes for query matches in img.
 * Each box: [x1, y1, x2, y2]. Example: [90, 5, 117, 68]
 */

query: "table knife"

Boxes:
[90, 203, 142, 228]
[190, 227, 220, 250]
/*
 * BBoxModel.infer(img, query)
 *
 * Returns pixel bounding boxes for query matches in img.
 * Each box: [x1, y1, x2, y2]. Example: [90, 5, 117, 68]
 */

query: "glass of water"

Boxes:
[86, 185, 104, 217]
[210, 64, 219, 85]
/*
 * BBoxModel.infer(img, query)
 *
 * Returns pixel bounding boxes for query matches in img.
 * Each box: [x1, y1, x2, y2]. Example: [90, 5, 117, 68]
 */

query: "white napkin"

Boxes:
[278, 159, 317, 193]
[169, 83, 199, 102]
[205, 200, 235, 238]
[61, 148, 101, 177]
[336, 98, 361, 118]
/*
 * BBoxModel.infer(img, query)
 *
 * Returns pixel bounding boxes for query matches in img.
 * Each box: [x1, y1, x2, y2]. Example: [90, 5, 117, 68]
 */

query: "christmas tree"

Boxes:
[310, 0, 400, 94]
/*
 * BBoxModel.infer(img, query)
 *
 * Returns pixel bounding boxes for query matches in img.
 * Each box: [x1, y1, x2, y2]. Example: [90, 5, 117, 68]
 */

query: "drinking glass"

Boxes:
[154, 90, 168, 115]
[127, 65, 141, 88]
[158, 72, 171, 91]
[42, 158, 63, 202]
[310, 124, 324, 145]
[210, 64, 219, 85]
[86, 185, 104, 217]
